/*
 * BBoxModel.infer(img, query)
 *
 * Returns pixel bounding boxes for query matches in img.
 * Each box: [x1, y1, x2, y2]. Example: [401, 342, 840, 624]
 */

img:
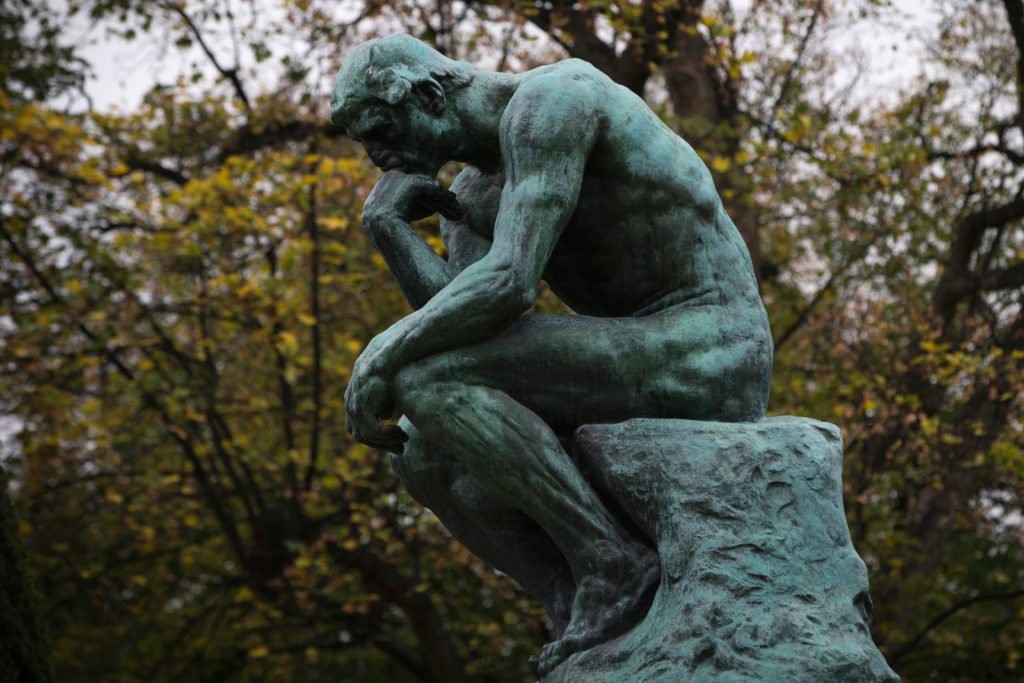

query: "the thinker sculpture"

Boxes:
[331, 35, 898, 682]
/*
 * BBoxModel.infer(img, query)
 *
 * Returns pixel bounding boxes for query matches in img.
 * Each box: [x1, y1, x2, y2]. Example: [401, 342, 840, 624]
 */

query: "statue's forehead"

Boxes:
[329, 45, 374, 125]
[333, 97, 392, 137]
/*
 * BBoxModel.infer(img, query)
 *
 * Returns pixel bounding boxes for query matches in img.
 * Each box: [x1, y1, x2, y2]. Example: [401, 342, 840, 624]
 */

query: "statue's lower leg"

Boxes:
[389, 418, 575, 633]
[397, 380, 660, 676]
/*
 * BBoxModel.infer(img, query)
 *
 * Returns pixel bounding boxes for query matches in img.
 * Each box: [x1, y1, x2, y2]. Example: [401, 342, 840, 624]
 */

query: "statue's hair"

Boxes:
[369, 34, 473, 90]
[331, 34, 473, 124]
[358, 35, 473, 106]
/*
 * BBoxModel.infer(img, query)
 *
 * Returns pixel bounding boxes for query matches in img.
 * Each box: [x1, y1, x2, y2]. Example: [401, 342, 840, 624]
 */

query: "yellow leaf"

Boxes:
[249, 645, 270, 659]
[278, 331, 299, 354]
[710, 156, 731, 173]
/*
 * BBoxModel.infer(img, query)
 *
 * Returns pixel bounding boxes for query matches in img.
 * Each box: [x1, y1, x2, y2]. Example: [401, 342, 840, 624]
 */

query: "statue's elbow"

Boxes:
[360, 207, 400, 248]
[482, 265, 533, 317]
[360, 206, 389, 232]
[496, 279, 537, 317]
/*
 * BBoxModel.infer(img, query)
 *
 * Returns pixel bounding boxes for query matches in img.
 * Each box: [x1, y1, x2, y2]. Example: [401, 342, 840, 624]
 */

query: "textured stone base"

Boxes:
[546, 417, 899, 683]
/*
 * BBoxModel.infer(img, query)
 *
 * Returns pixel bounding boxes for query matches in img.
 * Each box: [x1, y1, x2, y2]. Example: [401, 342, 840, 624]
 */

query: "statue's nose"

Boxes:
[329, 97, 345, 125]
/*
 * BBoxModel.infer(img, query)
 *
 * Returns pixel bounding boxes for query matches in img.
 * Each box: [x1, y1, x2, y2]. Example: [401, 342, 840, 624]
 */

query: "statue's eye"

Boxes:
[362, 121, 391, 142]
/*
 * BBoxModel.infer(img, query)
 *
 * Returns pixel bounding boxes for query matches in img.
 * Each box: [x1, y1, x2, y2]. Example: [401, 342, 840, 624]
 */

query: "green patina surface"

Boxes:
[329, 34, 893, 680]
[560, 417, 899, 682]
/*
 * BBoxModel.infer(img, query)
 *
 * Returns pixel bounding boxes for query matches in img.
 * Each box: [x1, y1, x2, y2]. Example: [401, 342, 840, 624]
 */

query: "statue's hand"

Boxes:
[363, 171, 465, 225]
[344, 354, 408, 453]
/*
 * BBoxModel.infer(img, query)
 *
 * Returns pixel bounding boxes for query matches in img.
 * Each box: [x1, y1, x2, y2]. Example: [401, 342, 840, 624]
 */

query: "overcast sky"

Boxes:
[55, 0, 943, 114]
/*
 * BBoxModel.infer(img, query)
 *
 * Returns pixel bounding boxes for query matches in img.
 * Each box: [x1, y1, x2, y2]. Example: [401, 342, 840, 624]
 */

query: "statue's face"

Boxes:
[330, 63, 453, 175]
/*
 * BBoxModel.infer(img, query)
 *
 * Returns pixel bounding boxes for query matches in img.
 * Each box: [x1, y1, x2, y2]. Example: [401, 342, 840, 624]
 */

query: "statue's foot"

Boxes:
[532, 542, 660, 677]
[537, 565, 576, 637]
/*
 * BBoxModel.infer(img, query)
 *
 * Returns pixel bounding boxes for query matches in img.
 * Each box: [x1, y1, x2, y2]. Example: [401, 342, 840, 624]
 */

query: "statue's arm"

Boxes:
[361, 172, 459, 310]
[363, 80, 599, 374]
[360, 168, 496, 309]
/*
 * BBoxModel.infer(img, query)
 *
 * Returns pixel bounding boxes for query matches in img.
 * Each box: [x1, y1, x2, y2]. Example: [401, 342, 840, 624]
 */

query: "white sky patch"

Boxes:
[54, 0, 946, 114]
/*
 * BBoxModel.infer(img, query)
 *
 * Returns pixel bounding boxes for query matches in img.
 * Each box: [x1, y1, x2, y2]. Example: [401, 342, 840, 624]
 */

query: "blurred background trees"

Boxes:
[1, 1, 1022, 681]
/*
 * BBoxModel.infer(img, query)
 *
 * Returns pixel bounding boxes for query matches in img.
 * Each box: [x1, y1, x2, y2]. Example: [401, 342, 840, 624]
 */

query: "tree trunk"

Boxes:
[0, 469, 53, 683]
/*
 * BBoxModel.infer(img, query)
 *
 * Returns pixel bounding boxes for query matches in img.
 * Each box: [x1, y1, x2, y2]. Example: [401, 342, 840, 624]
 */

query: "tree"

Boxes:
[1, 1, 1023, 681]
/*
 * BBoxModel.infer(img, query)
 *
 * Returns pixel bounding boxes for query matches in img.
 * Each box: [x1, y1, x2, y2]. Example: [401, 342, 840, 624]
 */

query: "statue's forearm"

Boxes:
[368, 254, 529, 375]
[365, 215, 454, 310]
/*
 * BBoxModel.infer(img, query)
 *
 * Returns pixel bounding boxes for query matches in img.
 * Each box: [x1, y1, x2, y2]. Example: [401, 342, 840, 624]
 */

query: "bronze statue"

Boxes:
[330, 33, 773, 676]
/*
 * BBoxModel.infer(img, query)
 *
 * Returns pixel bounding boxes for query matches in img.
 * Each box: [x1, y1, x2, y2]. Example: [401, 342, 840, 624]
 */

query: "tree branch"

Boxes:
[123, 154, 189, 185]
[890, 589, 1024, 662]
[0, 218, 250, 570]
[165, 3, 251, 112]
[326, 543, 469, 683]
[928, 141, 1024, 166]
[979, 260, 1024, 291]
[1001, 0, 1024, 126]
[934, 193, 1024, 319]
[303, 150, 324, 491]
[770, 1, 823, 117]
[773, 272, 834, 353]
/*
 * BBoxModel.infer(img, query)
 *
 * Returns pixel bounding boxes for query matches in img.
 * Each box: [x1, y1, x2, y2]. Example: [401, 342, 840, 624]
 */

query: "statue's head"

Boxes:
[330, 35, 473, 174]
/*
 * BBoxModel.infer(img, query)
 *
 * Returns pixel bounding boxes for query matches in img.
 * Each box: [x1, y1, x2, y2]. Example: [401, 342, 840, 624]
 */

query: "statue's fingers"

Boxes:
[430, 194, 465, 221]
[364, 424, 407, 450]
[365, 423, 408, 447]
[420, 182, 464, 220]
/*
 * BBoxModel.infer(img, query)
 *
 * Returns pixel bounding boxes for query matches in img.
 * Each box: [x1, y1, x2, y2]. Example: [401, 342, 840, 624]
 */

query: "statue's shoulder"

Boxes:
[500, 62, 604, 142]
[512, 59, 608, 100]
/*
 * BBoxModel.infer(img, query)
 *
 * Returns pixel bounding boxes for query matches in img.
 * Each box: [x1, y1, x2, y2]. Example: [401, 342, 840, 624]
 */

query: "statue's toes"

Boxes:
[533, 637, 578, 678]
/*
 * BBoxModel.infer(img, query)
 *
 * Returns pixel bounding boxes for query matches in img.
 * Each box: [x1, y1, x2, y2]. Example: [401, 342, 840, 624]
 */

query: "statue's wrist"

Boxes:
[362, 334, 399, 379]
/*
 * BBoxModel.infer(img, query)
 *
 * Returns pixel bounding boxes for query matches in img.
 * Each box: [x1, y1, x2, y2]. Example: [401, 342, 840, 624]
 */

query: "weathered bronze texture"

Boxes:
[331, 35, 895, 681]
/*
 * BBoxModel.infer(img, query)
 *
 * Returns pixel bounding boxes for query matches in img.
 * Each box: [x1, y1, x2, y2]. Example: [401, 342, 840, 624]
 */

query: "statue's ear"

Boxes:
[413, 78, 446, 114]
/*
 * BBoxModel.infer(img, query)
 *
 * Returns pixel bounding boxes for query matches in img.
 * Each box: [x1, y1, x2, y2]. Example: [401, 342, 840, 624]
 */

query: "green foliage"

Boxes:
[1, 1, 1023, 681]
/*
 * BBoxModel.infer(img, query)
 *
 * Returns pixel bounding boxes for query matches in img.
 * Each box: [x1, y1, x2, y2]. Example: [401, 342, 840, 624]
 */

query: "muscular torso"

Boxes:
[444, 60, 761, 318]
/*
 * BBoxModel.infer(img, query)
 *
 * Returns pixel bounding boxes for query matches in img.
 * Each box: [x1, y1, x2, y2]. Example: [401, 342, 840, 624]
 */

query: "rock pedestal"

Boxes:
[547, 417, 898, 682]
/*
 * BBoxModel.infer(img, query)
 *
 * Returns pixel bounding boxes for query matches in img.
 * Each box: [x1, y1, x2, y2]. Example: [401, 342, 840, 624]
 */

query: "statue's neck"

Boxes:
[450, 71, 520, 172]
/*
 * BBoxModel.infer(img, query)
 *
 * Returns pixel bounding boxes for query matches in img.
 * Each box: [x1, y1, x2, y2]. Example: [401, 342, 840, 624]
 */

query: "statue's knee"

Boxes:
[395, 357, 462, 421]
[394, 359, 441, 413]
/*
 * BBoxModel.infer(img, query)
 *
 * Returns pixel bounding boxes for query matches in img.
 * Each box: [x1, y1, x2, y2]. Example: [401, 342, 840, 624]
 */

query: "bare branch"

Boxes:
[773, 273, 834, 353]
[934, 192, 1024, 319]
[890, 589, 1024, 662]
[928, 142, 1024, 166]
[1001, 0, 1024, 126]
[303, 147, 324, 492]
[164, 2, 252, 112]
[980, 261, 1024, 291]
[768, 1, 823, 128]
[123, 154, 189, 185]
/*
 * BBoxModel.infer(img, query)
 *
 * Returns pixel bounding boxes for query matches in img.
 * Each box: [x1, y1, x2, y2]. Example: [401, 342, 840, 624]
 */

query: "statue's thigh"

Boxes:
[399, 304, 768, 431]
